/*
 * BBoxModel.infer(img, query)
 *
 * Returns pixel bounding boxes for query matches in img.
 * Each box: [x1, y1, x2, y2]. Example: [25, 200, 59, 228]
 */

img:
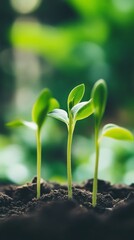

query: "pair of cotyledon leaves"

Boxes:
[7, 81, 133, 142]
[91, 79, 133, 142]
[48, 84, 93, 127]
[6, 89, 59, 131]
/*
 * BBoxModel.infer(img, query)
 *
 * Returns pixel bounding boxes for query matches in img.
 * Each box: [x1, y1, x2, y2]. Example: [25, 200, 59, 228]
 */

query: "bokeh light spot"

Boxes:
[112, 0, 134, 12]
[7, 164, 29, 183]
[10, 0, 41, 14]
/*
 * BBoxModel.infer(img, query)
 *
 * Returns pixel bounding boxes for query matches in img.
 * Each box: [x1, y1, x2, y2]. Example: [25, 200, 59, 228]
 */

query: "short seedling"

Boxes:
[91, 79, 133, 207]
[48, 84, 94, 198]
[6, 89, 59, 198]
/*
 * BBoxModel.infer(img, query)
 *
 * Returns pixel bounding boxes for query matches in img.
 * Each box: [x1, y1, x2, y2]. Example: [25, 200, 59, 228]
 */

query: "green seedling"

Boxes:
[91, 79, 133, 207]
[6, 89, 59, 198]
[48, 84, 94, 198]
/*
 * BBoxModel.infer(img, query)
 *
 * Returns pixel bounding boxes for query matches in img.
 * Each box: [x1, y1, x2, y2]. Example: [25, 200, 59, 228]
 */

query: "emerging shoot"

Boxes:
[91, 79, 133, 207]
[48, 84, 94, 199]
[6, 89, 59, 199]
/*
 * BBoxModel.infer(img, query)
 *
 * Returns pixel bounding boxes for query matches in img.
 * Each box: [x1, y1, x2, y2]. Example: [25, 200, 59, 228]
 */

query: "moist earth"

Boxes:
[0, 178, 134, 240]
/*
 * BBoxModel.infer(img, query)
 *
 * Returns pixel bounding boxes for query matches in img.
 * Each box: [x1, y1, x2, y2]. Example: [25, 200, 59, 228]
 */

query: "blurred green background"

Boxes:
[0, 0, 134, 185]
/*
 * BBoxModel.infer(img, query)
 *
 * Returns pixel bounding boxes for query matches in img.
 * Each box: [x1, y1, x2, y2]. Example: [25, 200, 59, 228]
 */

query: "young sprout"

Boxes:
[91, 79, 133, 207]
[48, 84, 94, 199]
[6, 89, 59, 199]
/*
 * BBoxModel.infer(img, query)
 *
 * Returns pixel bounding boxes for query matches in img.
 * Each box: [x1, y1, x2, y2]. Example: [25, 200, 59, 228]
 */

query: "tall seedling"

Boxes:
[6, 89, 59, 198]
[48, 84, 94, 198]
[91, 79, 133, 207]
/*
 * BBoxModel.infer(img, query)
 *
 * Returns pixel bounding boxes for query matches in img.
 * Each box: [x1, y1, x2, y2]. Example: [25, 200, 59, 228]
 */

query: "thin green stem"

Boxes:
[92, 126, 100, 207]
[67, 116, 74, 199]
[36, 128, 41, 199]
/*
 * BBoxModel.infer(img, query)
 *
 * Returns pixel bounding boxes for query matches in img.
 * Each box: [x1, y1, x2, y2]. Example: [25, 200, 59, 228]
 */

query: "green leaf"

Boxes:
[71, 99, 94, 121]
[91, 79, 107, 126]
[101, 123, 134, 141]
[48, 109, 69, 125]
[67, 84, 85, 111]
[6, 120, 37, 130]
[32, 89, 52, 130]
[48, 98, 60, 112]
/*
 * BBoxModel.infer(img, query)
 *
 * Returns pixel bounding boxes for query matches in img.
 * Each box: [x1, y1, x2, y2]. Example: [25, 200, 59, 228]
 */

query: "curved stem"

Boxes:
[92, 127, 100, 207]
[67, 117, 74, 199]
[36, 128, 41, 199]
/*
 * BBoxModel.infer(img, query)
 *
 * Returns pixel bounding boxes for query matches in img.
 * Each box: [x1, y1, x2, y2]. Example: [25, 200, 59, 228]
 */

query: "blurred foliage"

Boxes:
[0, 0, 134, 185]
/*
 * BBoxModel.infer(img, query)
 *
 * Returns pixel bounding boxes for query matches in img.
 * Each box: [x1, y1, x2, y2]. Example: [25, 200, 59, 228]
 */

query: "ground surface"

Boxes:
[0, 178, 134, 240]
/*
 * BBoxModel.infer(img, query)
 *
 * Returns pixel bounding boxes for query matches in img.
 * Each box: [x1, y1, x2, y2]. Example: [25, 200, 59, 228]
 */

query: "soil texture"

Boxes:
[0, 178, 134, 240]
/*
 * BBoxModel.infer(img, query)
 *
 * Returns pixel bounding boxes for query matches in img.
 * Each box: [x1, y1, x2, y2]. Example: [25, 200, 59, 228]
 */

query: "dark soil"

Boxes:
[0, 177, 134, 240]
